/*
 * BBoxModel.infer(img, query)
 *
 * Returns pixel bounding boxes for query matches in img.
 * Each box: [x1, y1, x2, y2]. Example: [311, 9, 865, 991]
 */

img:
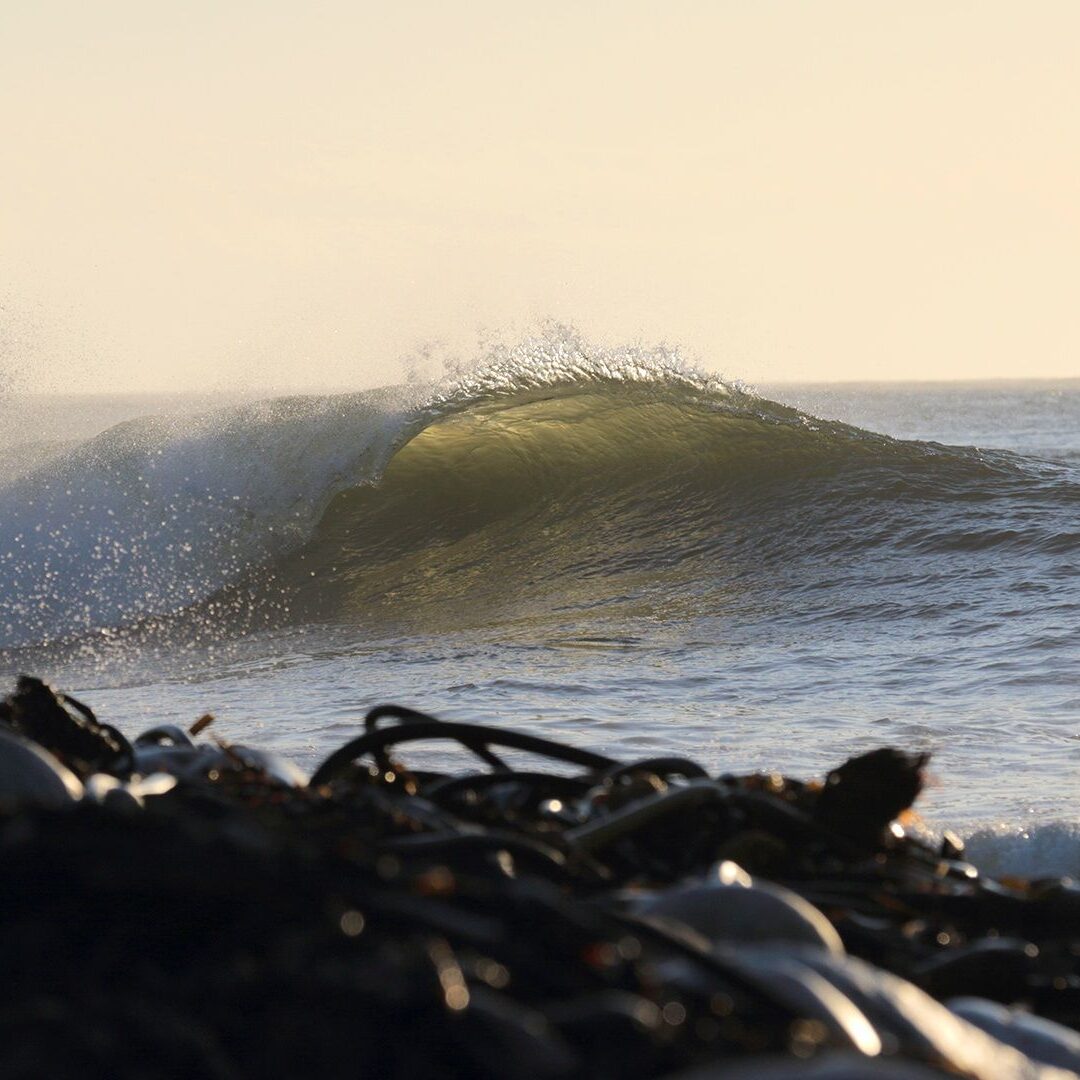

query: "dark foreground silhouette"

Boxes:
[0, 676, 1078, 1078]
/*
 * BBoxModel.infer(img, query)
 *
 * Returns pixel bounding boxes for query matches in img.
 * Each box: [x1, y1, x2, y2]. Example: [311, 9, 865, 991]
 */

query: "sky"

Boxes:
[2, 1, 1078, 392]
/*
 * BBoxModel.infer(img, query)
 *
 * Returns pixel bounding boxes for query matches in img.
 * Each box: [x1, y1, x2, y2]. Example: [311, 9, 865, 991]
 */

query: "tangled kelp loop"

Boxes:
[1, 678, 1079, 1079]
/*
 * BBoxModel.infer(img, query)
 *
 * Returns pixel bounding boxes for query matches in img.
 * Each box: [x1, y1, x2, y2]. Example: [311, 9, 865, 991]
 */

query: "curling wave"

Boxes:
[0, 334, 1077, 648]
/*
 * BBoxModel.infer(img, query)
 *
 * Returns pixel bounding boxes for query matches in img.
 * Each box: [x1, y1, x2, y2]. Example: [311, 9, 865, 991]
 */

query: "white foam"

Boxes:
[963, 820, 1080, 880]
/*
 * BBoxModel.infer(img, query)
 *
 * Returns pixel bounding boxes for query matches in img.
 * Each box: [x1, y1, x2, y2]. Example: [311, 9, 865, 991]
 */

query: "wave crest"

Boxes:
[0, 331, 1074, 647]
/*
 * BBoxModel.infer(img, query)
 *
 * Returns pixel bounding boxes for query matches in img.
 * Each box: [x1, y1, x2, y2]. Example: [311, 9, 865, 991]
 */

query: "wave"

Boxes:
[0, 331, 1077, 648]
[962, 821, 1080, 881]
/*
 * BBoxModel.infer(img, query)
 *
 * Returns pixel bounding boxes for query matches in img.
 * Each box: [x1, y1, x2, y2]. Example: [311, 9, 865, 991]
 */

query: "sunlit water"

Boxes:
[1, 341, 1077, 873]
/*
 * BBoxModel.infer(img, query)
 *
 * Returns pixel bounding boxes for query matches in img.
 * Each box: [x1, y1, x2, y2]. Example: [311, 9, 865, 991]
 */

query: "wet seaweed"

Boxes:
[0, 678, 1078, 1078]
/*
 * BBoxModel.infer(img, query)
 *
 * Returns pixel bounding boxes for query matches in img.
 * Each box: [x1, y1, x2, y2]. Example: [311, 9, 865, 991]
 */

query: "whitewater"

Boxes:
[0, 332, 1077, 878]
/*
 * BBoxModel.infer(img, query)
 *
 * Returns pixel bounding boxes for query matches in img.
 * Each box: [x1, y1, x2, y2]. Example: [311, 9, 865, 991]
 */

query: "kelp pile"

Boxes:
[1, 676, 1079, 1079]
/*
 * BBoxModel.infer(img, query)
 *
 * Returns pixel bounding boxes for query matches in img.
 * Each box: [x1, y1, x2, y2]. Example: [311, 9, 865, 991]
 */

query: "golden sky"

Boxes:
[2, 1, 1078, 391]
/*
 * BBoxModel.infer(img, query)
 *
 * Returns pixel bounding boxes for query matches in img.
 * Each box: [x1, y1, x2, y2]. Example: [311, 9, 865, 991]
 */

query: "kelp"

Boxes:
[0, 678, 1077, 1078]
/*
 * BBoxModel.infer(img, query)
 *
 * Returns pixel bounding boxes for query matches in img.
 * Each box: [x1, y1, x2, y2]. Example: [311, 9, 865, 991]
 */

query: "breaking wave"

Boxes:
[0, 332, 1077, 648]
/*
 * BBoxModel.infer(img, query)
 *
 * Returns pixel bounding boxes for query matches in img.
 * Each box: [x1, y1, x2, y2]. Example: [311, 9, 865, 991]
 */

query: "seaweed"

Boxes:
[0, 678, 1077, 1078]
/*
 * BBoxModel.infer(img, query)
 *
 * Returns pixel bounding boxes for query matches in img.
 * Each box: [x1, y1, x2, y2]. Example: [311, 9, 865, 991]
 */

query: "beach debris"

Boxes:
[814, 747, 930, 846]
[0, 675, 132, 779]
[0, 726, 84, 806]
[190, 713, 215, 736]
[0, 679, 1077, 1078]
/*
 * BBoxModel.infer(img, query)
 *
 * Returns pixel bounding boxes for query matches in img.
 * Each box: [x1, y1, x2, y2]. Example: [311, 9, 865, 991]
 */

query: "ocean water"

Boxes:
[0, 335, 1077, 874]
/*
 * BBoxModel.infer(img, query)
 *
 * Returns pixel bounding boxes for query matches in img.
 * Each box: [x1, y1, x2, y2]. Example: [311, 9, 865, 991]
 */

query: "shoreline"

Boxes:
[2, 676, 1078, 1077]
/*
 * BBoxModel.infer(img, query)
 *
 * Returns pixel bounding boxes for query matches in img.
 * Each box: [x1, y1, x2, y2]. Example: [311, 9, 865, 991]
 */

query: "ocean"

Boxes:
[1, 334, 1077, 876]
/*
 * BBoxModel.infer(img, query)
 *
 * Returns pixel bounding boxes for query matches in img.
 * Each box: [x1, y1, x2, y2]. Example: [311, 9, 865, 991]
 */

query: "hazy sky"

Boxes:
[2, 1, 1078, 392]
